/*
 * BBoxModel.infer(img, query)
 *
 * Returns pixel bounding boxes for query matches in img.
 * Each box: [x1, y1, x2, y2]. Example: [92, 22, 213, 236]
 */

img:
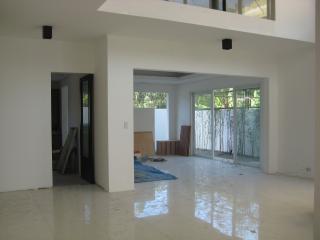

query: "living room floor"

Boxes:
[0, 156, 314, 240]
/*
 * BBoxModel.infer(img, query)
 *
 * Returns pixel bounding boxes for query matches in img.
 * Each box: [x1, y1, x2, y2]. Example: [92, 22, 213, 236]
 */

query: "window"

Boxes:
[165, 0, 274, 19]
[134, 91, 169, 141]
[241, 0, 268, 18]
[166, 0, 211, 8]
[195, 94, 212, 110]
[134, 92, 168, 109]
[187, 0, 211, 8]
[224, 0, 239, 13]
[214, 88, 234, 109]
[236, 88, 261, 108]
[213, 88, 260, 109]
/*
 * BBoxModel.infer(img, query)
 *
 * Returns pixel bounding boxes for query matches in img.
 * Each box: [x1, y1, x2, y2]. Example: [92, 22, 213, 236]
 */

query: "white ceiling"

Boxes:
[0, 0, 107, 41]
[134, 72, 264, 85]
[134, 70, 191, 78]
[0, 0, 314, 59]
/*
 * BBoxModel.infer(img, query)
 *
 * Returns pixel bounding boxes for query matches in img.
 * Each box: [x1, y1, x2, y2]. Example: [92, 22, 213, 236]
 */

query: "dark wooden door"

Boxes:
[80, 74, 95, 184]
[51, 89, 62, 151]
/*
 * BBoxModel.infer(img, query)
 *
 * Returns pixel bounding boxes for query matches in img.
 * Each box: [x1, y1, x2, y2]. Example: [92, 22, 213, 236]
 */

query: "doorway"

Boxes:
[51, 73, 95, 186]
[193, 86, 261, 167]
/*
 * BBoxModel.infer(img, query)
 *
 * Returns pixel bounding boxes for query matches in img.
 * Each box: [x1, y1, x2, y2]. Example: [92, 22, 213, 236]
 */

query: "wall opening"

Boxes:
[51, 73, 95, 186]
[132, 69, 266, 171]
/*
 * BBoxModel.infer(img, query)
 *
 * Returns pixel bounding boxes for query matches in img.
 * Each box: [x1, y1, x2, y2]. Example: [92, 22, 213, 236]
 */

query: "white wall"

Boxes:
[277, 50, 316, 178]
[94, 37, 109, 191]
[155, 109, 169, 141]
[106, 34, 315, 192]
[274, 0, 315, 42]
[107, 37, 134, 192]
[134, 108, 155, 133]
[100, 0, 315, 43]
[0, 36, 95, 192]
[134, 80, 177, 139]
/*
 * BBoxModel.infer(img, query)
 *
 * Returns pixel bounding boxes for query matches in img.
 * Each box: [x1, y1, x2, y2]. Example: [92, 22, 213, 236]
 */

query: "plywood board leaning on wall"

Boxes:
[134, 131, 154, 156]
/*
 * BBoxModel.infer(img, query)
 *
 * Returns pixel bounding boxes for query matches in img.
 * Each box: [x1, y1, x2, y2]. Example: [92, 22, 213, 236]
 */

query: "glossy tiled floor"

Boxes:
[0, 156, 314, 240]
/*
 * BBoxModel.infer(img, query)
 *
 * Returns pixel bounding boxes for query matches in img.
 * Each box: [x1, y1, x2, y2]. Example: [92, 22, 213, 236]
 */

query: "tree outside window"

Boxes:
[134, 92, 168, 109]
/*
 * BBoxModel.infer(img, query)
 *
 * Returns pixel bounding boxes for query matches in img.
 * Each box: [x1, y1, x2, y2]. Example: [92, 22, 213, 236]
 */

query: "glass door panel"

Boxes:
[213, 88, 235, 162]
[235, 88, 261, 167]
[80, 74, 94, 184]
[193, 93, 213, 158]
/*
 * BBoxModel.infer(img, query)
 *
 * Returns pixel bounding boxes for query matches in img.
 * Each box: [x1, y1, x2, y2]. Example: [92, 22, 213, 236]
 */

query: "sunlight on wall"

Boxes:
[155, 109, 169, 142]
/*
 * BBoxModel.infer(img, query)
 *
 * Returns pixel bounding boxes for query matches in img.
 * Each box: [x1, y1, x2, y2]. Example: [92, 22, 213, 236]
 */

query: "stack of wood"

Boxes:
[156, 125, 191, 156]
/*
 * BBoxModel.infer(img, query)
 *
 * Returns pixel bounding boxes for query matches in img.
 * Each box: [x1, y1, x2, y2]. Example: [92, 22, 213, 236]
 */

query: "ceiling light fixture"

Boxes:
[42, 25, 53, 39]
[222, 39, 232, 50]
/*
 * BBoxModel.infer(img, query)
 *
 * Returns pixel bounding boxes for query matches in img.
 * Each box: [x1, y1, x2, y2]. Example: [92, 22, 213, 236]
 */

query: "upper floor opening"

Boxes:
[165, 0, 275, 19]
[99, 0, 315, 43]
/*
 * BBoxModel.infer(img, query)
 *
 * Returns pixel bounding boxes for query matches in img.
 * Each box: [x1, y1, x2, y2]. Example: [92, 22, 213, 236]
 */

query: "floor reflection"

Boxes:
[83, 203, 92, 225]
[134, 183, 168, 218]
[195, 191, 259, 240]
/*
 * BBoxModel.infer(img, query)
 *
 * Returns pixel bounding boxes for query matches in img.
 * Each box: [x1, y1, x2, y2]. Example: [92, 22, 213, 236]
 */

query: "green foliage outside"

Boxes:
[134, 92, 167, 109]
[214, 88, 234, 109]
[82, 94, 89, 107]
[194, 94, 212, 109]
[195, 88, 261, 110]
[236, 89, 261, 108]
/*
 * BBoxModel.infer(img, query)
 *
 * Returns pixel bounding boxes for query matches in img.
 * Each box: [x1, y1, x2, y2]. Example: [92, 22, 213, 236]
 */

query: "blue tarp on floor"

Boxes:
[134, 160, 177, 183]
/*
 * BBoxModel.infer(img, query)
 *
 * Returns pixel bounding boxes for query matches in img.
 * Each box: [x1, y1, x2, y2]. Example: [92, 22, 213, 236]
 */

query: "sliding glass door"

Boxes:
[213, 88, 235, 161]
[193, 93, 213, 158]
[193, 87, 261, 167]
[235, 88, 261, 167]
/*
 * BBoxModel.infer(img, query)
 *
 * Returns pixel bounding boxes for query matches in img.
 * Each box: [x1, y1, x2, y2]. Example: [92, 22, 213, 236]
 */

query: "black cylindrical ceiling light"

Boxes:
[222, 39, 232, 50]
[42, 26, 53, 39]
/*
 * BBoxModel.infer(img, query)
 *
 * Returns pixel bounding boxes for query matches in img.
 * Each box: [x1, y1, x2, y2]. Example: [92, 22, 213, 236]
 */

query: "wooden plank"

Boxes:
[56, 128, 77, 173]
[156, 140, 177, 155]
[156, 125, 191, 156]
[134, 131, 154, 156]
